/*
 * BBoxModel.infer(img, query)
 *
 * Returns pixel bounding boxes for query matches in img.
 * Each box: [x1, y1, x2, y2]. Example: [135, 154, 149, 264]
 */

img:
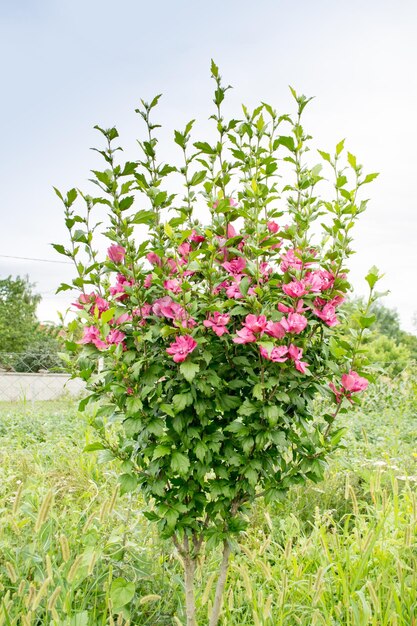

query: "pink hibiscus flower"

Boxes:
[288, 344, 309, 373]
[280, 313, 308, 334]
[341, 371, 368, 393]
[280, 248, 304, 272]
[267, 220, 280, 233]
[166, 335, 198, 363]
[189, 229, 205, 243]
[259, 345, 288, 362]
[203, 312, 230, 337]
[79, 325, 107, 351]
[265, 321, 286, 339]
[233, 327, 257, 344]
[107, 244, 126, 263]
[146, 252, 163, 266]
[282, 280, 307, 298]
[106, 329, 126, 345]
[222, 257, 246, 275]
[314, 303, 339, 327]
[164, 278, 182, 294]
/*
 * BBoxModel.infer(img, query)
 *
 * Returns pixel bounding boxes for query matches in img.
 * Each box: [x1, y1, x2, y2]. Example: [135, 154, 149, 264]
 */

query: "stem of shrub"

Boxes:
[209, 540, 231, 626]
[183, 553, 198, 626]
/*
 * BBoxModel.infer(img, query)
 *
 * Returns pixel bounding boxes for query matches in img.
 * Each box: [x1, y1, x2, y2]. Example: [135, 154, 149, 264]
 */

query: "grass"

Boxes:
[0, 369, 417, 625]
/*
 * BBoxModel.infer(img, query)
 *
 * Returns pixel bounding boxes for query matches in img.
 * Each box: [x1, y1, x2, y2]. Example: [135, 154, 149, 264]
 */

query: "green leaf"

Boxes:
[318, 150, 331, 163]
[67, 188, 78, 206]
[147, 420, 165, 436]
[132, 210, 156, 225]
[100, 307, 115, 324]
[239, 276, 250, 296]
[244, 467, 258, 486]
[160, 403, 175, 417]
[143, 511, 159, 522]
[194, 141, 216, 155]
[365, 266, 381, 289]
[165, 508, 179, 529]
[277, 135, 295, 152]
[263, 405, 282, 426]
[226, 420, 247, 434]
[256, 114, 265, 132]
[347, 152, 357, 169]
[119, 474, 138, 495]
[252, 384, 263, 401]
[110, 578, 135, 610]
[238, 399, 258, 417]
[91, 170, 112, 186]
[149, 93, 162, 109]
[258, 341, 275, 353]
[359, 314, 376, 329]
[336, 175, 348, 188]
[330, 427, 347, 446]
[73, 229, 88, 244]
[124, 417, 141, 436]
[190, 170, 206, 186]
[270, 431, 287, 447]
[160, 325, 178, 338]
[119, 196, 134, 211]
[275, 391, 290, 403]
[172, 393, 193, 413]
[171, 452, 190, 475]
[153, 445, 171, 460]
[211, 59, 219, 78]
[164, 222, 174, 238]
[174, 130, 186, 148]
[126, 396, 143, 414]
[329, 336, 347, 358]
[194, 441, 207, 462]
[362, 172, 379, 184]
[51, 243, 67, 256]
[53, 186, 64, 201]
[84, 442, 106, 452]
[179, 361, 200, 382]
[220, 395, 241, 410]
[336, 139, 345, 155]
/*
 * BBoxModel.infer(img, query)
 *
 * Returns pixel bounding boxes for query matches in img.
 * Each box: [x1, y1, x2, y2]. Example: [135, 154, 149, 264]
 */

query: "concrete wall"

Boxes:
[0, 372, 85, 402]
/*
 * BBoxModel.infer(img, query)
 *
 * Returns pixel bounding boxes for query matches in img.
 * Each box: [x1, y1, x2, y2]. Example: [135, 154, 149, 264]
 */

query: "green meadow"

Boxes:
[1, 369, 417, 625]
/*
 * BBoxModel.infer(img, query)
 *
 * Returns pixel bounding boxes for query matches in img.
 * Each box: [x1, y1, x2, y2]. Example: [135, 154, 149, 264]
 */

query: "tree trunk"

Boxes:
[209, 540, 232, 626]
[184, 554, 198, 626]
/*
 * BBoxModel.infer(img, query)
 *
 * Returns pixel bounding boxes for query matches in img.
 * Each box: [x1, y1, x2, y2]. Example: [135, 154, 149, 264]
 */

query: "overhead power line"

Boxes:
[0, 254, 72, 265]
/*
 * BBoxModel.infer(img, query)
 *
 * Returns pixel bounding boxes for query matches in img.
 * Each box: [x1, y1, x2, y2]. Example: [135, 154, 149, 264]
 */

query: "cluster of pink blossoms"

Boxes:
[282, 270, 334, 298]
[146, 231, 203, 278]
[153, 296, 196, 329]
[329, 371, 369, 403]
[74, 213, 351, 385]
[73, 292, 109, 315]
[80, 325, 125, 350]
[231, 314, 308, 373]
[110, 274, 134, 301]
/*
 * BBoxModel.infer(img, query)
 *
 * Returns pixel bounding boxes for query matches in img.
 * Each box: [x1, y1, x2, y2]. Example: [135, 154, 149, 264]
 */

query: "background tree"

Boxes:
[0, 275, 40, 353]
[0, 275, 63, 371]
[339, 299, 417, 376]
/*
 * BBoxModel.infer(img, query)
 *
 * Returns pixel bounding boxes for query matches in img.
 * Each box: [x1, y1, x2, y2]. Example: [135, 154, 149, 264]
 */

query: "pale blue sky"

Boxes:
[1, 0, 416, 330]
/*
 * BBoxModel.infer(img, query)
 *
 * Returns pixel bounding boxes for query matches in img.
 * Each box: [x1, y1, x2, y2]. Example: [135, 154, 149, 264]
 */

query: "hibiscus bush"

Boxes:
[55, 62, 380, 625]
